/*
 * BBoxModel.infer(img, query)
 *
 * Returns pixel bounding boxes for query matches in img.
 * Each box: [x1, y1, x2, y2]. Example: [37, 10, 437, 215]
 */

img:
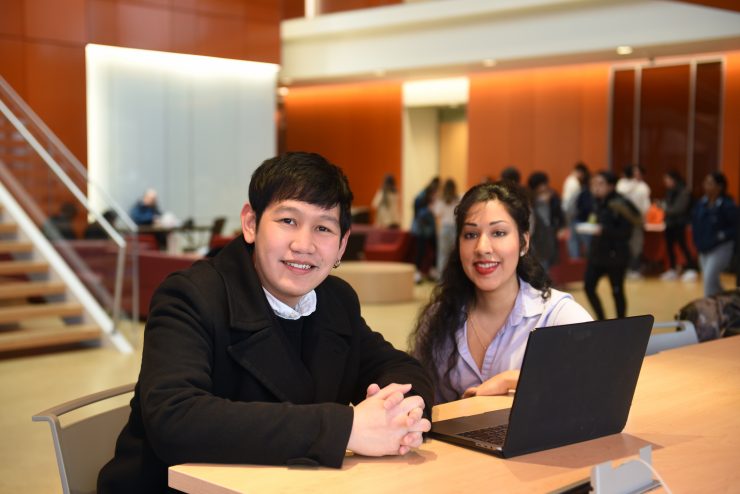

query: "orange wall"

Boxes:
[468, 63, 610, 192]
[283, 82, 403, 207]
[0, 0, 281, 165]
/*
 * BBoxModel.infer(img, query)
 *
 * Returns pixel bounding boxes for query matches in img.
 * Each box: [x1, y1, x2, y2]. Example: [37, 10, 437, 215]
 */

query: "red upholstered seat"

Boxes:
[363, 228, 411, 262]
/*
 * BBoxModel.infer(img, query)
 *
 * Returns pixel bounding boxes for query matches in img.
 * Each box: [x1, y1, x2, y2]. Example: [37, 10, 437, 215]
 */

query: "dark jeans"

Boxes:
[664, 224, 696, 270]
[584, 262, 627, 320]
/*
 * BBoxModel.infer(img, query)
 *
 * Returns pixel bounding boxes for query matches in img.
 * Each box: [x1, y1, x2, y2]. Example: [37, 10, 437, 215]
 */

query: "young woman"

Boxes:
[410, 181, 592, 404]
[431, 178, 460, 275]
[661, 170, 697, 281]
[691, 171, 738, 297]
[371, 173, 401, 228]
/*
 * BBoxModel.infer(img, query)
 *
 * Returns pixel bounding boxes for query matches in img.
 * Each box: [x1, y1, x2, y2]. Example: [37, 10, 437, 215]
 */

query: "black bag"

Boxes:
[676, 289, 740, 341]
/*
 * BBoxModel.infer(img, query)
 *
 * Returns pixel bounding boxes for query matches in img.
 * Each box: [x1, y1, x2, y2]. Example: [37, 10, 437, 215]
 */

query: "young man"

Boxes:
[98, 152, 433, 493]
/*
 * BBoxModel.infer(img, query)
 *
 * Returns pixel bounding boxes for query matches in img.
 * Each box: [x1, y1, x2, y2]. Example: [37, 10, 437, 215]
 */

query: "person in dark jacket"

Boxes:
[583, 171, 641, 320]
[660, 170, 698, 281]
[527, 171, 565, 271]
[691, 171, 738, 297]
[98, 152, 433, 493]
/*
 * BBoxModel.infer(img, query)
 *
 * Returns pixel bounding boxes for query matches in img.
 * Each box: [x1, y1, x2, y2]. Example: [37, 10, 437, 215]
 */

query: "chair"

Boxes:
[32, 383, 135, 494]
[646, 320, 699, 355]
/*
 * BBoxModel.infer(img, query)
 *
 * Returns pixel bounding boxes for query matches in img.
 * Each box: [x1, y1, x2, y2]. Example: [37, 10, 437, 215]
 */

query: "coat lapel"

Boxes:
[304, 282, 352, 403]
[227, 326, 316, 404]
[214, 238, 315, 403]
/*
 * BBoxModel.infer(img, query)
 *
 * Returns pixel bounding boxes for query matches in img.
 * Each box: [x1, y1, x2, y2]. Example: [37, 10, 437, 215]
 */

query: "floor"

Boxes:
[0, 273, 724, 493]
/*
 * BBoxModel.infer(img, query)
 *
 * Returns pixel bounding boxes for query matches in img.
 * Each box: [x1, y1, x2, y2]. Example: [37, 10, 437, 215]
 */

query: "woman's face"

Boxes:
[458, 199, 527, 296]
[663, 175, 675, 189]
[703, 175, 720, 197]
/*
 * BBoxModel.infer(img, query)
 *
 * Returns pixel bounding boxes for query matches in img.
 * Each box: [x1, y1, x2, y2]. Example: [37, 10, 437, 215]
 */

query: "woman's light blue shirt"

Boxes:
[433, 280, 593, 404]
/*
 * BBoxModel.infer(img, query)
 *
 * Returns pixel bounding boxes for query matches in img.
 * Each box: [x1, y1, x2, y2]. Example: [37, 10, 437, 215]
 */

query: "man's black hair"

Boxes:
[596, 170, 618, 186]
[574, 162, 589, 175]
[527, 171, 549, 190]
[249, 152, 354, 237]
[623, 163, 644, 179]
[501, 166, 521, 184]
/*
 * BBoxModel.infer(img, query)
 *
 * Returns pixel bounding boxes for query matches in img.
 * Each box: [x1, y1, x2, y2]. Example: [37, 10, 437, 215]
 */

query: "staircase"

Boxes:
[0, 214, 102, 353]
[0, 75, 136, 355]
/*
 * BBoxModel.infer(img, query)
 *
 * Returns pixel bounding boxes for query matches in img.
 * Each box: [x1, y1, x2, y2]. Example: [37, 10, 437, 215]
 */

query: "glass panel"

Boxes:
[692, 61, 722, 198]
[610, 69, 635, 174]
[0, 76, 140, 346]
[639, 64, 690, 199]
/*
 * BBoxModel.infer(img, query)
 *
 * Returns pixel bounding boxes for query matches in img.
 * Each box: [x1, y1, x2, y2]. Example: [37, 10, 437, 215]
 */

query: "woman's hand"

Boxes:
[463, 370, 520, 398]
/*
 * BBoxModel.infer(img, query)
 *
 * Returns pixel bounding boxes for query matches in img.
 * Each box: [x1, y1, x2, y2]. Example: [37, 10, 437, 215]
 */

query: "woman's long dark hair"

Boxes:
[409, 181, 552, 394]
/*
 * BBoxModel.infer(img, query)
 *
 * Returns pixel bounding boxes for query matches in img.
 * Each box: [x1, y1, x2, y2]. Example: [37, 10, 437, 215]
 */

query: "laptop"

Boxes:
[430, 315, 654, 458]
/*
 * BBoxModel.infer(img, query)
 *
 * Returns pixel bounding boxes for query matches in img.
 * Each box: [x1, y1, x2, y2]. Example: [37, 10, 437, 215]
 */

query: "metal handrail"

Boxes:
[0, 74, 140, 336]
[0, 76, 137, 233]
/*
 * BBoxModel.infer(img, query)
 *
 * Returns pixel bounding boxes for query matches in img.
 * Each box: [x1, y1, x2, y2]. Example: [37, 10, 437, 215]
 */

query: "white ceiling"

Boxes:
[281, 0, 740, 84]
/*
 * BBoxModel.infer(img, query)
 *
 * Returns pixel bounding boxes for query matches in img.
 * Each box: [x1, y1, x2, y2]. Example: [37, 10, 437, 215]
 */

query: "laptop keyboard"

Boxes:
[459, 424, 508, 445]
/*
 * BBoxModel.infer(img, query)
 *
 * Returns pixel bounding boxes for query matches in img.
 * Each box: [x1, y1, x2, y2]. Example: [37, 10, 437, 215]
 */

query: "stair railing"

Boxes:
[0, 75, 139, 351]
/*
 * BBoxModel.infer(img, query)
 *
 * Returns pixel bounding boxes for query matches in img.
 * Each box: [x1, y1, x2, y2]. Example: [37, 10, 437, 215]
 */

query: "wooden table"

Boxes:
[169, 336, 740, 493]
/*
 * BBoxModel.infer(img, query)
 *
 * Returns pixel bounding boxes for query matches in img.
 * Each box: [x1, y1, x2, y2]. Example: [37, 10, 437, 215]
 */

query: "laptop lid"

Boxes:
[431, 315, 654, 458]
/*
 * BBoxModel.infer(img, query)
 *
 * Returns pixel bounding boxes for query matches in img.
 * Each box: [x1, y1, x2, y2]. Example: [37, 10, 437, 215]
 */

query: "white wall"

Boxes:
[86, 45, 279, 234]
[402, 107, 439, 230]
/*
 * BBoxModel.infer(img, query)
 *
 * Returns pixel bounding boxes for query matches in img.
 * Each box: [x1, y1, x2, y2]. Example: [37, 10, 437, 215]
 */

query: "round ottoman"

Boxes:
[333, 261, 415, 304]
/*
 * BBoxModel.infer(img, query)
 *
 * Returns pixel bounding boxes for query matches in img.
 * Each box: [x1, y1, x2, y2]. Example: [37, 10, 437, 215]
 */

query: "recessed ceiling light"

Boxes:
[616, 46, 633, 55]
[277, 87, 289, 96]
[482, 59, 497, 67]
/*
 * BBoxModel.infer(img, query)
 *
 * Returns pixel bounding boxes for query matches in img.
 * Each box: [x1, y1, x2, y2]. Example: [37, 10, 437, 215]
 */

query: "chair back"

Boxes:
[646, 320, 699, 355]
[32, 383, 135, 494]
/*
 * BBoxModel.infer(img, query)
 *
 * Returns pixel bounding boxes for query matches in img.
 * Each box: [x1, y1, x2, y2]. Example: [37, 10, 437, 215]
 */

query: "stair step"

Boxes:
[0, 323, 101, 353]
[0, 240, 33, 254]
[0, 302, 82, 324]
[0, 223, 18, 234]
[0, 260, 48, 276]
[0, 281, 66, 299]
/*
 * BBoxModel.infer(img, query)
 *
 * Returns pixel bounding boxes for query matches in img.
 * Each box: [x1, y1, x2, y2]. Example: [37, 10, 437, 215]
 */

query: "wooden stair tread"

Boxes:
[0, 302, 82, 323]
[0, 240, 33, 253]
[0, 223, 18, 234]
[0, 260, 48, 275]
[0, 281, 66, 299]
[0, 323, 101, 352]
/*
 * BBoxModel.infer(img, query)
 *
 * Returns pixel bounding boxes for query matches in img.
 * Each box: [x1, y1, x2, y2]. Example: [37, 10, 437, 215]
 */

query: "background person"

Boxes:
[616, 164, 651, 279]
[371, 174, 401, 228]
[527, 171, 564, 272]
[409, 181, 591, 405]
[411, 181, 439, 282]
[98, 152, 432, 493]
[431, 178, 460, 276]
[42, 202, 78, 241]
[691, 171, 738, 297]
[584, 171, 641, 320]
[660, 170, 698, 281]
[130, 188, 161, 226]
[562, 162, 591, 259]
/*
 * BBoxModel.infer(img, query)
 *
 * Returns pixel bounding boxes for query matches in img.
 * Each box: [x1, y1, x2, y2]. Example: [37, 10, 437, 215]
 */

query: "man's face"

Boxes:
[241, 199, 348, 307]
[590, 175, 611, 199]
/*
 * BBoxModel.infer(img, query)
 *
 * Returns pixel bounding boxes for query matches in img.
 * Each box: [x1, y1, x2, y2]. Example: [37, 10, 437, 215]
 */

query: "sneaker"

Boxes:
[660, 269, 678, 281]
[680, 269, 698, 282]
[626, 270, 643, 280]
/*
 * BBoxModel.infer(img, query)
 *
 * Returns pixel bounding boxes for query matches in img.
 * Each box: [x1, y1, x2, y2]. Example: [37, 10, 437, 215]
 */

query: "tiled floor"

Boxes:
[0, 273, 722, 493]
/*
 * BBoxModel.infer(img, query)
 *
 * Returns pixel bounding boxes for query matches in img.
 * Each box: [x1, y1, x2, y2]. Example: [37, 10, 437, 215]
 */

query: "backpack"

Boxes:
[676, 289, 740, 342]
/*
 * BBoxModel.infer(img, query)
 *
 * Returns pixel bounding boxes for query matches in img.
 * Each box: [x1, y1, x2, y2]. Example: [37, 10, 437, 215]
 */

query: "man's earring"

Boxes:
[520, 251, 525, 257]
[333, 259, 341, 269]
